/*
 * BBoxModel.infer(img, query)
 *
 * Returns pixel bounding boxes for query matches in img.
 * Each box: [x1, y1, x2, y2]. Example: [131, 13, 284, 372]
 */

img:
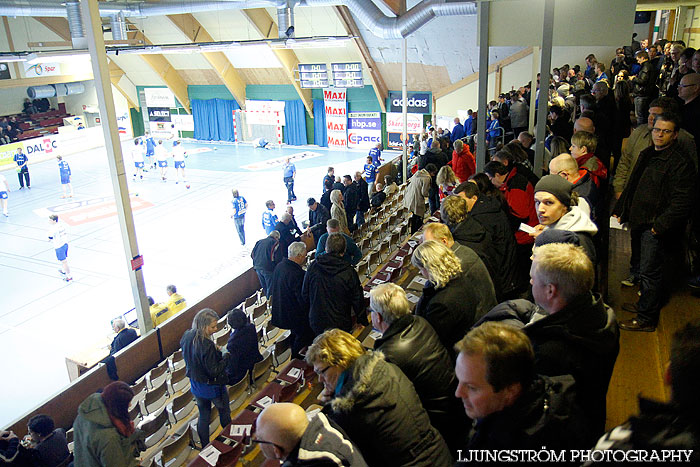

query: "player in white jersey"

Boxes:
[48, 214, 72, 281]
[0, 173, 9, 216]
[131, 138, 145, 180]
[154, 140, 169, 181]
[171, 140, 188, 186]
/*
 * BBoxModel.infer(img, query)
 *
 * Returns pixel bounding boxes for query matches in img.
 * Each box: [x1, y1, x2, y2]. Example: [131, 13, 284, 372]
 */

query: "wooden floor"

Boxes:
[604, 227, 699, 429]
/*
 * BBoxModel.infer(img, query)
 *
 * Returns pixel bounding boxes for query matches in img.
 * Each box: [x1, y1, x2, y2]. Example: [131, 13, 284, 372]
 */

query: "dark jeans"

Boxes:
[409, 213, 423, 234]
[629, 227, 641, 280]
[634, 96, 651, 126]
[428, 189, 439, 216]
[17, 166, 30, 188]
[195, 392, 231, 447]
[284, 177, 295, 202]
[234, 217, 245, 245]
[290, 324, 314, 358]
[355, 210, 365, 227]
[636, 227, 675, 325]
[255, 269, 273, 298]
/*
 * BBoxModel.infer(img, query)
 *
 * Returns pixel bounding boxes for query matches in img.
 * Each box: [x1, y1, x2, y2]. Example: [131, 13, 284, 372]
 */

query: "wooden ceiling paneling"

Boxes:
[376, 62, 452, 93]
[177, 69, 224, 85]
[237, 68, 290, 85]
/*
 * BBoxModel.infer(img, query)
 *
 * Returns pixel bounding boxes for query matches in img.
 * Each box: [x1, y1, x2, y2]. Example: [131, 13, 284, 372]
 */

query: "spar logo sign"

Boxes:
[25, 137, 58, 156]
[388, 91, 431, 114]
[23, 62, 61, 77]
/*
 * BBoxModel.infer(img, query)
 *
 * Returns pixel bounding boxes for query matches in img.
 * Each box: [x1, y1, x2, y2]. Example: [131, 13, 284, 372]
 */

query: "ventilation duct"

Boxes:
[27, 81, 85, 99]
[66, 0, 87, 49]
[110, 12, 128, 41]
[0, 0, 477, 40]
[277, 2, 296, 39]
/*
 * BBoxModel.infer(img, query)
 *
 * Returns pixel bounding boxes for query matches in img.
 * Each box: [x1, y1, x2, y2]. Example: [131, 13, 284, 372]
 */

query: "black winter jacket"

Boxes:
[326, 351, 452, 467]
[309, 203, 330, 229]
[465, 375, 591, 454]
[302, 254, 366, 335]
[476, 294, 619, 440]
[632, 60, 659, 98]
[226, 323, 263, 385]
[271, 259, 309, 330]
[374, 315, 468, 452]
[450, 217, 499, 292]
[470, 195, 519, 296]
[354, 179, 370, 212]
[614, 142, 695, 235]
[251, 236, 279, 272]
[415, 272, 492, 359]
[343, 183, 360, 213]
[180, 328, 230, 386]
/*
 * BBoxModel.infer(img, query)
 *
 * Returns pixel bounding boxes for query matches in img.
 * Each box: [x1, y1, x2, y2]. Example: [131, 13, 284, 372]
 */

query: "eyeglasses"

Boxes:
[678, 83, 698, 88]
[554, 170, 570, 178]
[314, 365, 331, 376]
[651, 128, 674, 135]
[247, 435, 283, 450]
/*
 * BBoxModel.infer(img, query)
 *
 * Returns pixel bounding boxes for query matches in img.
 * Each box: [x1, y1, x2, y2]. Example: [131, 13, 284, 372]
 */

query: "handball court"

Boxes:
[0, 140, 371, 428]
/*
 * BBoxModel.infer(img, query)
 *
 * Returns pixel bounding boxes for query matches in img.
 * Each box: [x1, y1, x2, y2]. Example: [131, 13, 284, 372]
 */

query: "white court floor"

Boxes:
[0, 140, 380, 427]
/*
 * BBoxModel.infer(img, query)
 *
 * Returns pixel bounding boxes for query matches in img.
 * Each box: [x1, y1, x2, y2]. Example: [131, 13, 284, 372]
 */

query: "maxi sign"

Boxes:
[347, 112, 381, 150]
[0, 135, 60, 167]
[324, 88, 347, 149]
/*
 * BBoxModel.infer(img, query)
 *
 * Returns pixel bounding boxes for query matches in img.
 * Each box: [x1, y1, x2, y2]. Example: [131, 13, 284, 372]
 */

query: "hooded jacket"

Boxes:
[475, 292, 619, 440]
[465, 375, 591, 453]
[302, 253, 366, 335]
[326, 351, 452, 467]
[470, 195, 519, 296]
[374, 315, 469, 452]
[449, 146, 476, 183]
[450, 217, 499, 289]
[416, 270, 494, 359]
[586, 399, 700, 466]
[546, 203, 598, 262]
[576, 153, 607, 188]
[72, 393, 143, 467]
[330, 190, 349, 235]
[403, 169, 431, 216]
[282, 412, 368, 467]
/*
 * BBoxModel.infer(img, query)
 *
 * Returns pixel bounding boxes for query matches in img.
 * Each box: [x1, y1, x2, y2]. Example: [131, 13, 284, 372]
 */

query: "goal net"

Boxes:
[233, 110, 283, 146]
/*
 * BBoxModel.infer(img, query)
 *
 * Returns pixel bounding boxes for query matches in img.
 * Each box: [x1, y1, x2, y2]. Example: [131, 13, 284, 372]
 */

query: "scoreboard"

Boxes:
[298, 62, 364, 88]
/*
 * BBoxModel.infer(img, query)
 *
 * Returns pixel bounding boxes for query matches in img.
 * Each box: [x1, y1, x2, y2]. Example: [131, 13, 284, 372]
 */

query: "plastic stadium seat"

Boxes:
[169, 366, 190, 394]
[168, 389, 195, 425]
[228, 371, 250, 412]
[158, 429, 193, 467]
[144, 379, 169, 415]
[252, 353, 274, 389]
[140, 407, 170, 448]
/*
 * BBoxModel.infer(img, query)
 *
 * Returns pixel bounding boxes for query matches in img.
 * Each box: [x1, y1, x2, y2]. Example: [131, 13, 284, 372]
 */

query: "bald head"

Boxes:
[256, 403, 309, 459]
[549, 154, 580, 184]
[574, 117, 595, 134]
[678, 73, 700, 104]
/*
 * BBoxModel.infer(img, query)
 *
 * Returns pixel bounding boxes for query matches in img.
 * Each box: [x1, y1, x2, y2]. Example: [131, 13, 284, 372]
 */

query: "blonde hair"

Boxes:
[369, 283, 410, 325]
[305, 329, 365, 370]
[454, 139, 464, 152]
[411, 240, 462, 288]
[436, 165, 458, 187]
[440, 195, 469, 226]
[423, 222, 453, 244]
[532, 243, 594, 300]
[571, 131, 597, 154]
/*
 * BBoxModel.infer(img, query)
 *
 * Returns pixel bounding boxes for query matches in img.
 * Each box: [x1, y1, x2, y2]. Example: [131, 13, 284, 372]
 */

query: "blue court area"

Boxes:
[0, 139, 386, 427]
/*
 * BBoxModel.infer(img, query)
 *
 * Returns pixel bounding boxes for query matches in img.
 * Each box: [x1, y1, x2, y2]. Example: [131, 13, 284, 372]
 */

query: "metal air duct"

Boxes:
[66, 0, 87, 49]
[277, 1, 296, 39]
[110, 12, 128, 41]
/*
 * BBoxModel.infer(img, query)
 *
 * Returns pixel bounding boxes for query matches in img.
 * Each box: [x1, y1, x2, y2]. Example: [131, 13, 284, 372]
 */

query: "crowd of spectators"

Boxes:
[8, 35, 700, 466]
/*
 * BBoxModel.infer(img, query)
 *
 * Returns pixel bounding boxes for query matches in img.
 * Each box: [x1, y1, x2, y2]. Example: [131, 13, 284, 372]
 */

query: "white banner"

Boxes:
[148, 121, 177, 140]
[23, 134, 60, 158]
[144, 88, 175, 108]
[23, 62, 61, 77]
[172, 114, 194, 132]
[324, 88, 347, 149]
[386, 112, 423, 134]
[245, 100, 287, 126]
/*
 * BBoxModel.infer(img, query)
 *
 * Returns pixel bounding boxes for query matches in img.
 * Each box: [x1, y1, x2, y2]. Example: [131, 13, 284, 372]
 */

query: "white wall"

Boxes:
[0, 87, 30, 116]
[59, 80, 130, 122]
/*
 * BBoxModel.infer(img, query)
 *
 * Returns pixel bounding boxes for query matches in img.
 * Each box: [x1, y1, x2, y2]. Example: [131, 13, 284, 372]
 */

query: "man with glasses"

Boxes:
[613, 113, 695, 332]
[254, 402, 367, 466]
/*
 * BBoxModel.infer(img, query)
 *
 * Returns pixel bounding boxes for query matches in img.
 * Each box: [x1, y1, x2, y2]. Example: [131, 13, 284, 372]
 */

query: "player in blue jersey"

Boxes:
[144, 132, 156, 168]
[131, 138, 145, 180]
[57, 156, 73, 198]
[262, 200, 278, 235]
[230, 189, 248, 245]
[368, 142, 383, 166]
[363, 156, 378, 197]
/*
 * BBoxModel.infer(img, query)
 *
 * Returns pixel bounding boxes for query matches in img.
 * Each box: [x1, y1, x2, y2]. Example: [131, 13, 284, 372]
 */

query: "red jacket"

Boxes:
[449, 146, 476, 183]
[500, 168, 537, 245]
[576, 153, 607, 187]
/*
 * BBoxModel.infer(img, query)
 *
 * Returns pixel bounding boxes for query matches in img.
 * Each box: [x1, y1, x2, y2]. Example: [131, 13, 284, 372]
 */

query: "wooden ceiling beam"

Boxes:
[334, 6, 388, 113]
[166, 13, 246, 108]
[241, 8, 313, 117]
[126, 21, 191, 113]
[377, 0, 406, 16]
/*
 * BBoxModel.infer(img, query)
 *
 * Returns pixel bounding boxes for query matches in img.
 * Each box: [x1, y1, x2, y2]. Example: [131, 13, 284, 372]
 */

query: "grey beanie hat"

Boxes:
[535, 174, 574, 207]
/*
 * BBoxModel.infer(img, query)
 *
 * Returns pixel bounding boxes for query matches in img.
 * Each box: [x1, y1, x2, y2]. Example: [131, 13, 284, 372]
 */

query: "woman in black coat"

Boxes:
[226, 309, 263, 384]
[180, 308, 231, 447]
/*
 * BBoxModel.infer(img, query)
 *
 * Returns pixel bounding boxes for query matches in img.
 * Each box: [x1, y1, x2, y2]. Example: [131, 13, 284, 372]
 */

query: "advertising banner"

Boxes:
[386, 112, 423, 149]
[144, 87, 175, 108]
[323, 88, 347, 149]
[348, 112, 381, 149]
[0, 134, 61, 167]
[23, 62, 61, 78]
[388, 91, 431, 114]
[172, 114, 194, 132]
[147, 107, 171, 122]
